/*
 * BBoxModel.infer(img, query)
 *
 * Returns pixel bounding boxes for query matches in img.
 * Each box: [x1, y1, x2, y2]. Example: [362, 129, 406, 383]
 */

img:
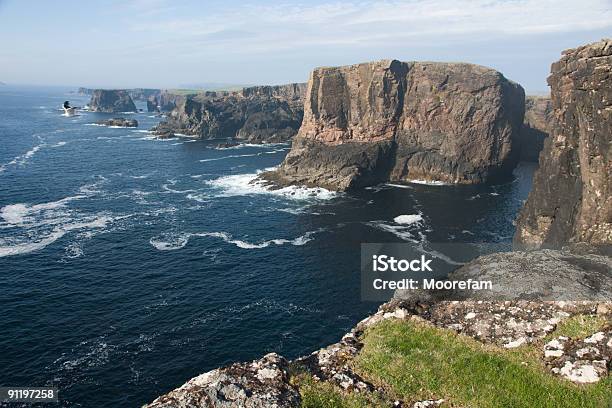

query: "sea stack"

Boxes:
[263, 60, 525, 190]
[514, 39, 612, 249]
[88, 89, 137, 113]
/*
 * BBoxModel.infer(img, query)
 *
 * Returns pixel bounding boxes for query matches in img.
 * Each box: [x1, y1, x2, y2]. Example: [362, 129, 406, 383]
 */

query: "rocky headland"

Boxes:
[262, 60, 525, 190]
[514, 39, 611, 249]
[88, 89, 137, 113]
[79, 87, 160, 101]
[145, 41, 611, 407]
[150, 83, 306, 143]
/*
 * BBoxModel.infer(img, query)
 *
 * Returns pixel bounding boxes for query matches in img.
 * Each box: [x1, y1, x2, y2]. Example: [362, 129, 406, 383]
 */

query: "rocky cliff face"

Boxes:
[79, 87, 160, 101]
[155, 83, 306, 143]
[88, 90, 137, 113]
[265, 60, 524, 190]
[147, 91, 187, 113]
[514, 39, 612, 249]
[517, 95, 552, 162]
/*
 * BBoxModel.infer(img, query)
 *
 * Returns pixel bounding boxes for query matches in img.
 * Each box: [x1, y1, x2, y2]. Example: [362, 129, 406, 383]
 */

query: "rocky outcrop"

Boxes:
[147, 91, 187, 113]
[155, 83, 306, 143]
[143, 353, 300, 408]
[79, 87, 160, 101]
[94, 118, 138, 127]
[145, 300, 611, 407]
[88, 90, 137, 113]
[517, 95, 552, 162]
[263, 60, 525, 190]
[514, 39, 612, 249]
[440, 246, 612, 301]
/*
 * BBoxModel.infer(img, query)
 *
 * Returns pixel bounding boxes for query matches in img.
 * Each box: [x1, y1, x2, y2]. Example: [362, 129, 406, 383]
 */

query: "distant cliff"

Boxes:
[517, 95, 552, 162]
[154, 83, 307, 143]
[88, 90, 137, 113]
[79, 87, 160, 101]
[514, 39, 612, 249]
[264, 60, 524, 190]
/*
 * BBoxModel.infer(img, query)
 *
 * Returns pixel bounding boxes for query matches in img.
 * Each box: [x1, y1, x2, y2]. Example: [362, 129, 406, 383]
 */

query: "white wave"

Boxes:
[206, 171, 338, 201]
[367, 221, 420, 243]
[213, 142, 289, 150]
[199, 153, 259, 162]
[385, 183, 414, 189]
[489, 192, 500, 196]
[131, 130, 151, 133]
[51, 141, 67, 147]
[1, 195, 85, 225]
[84, 123, 107, 127]
[150, 229, 323, 251]
[3, 143, 44, 170]
[394, 214, 423, 225]
[149, 233, 189, 251]
[407, 179, 449, 186]
[0, 215, 111, 257]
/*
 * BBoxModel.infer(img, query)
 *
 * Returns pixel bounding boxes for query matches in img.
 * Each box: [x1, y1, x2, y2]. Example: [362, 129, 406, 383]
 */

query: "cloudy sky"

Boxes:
[0, 0, 610, 92]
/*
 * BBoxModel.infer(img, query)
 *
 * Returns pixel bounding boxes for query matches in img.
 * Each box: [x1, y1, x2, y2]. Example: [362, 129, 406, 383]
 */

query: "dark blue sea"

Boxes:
[0, 85, 535, 407]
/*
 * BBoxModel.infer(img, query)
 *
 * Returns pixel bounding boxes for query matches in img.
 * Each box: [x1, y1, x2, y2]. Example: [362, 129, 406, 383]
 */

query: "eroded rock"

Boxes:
[88, 89, 137, 113]
[514, 39, 612, 248]
[264, 59, 525, 190]
[143, 353, 300, 408]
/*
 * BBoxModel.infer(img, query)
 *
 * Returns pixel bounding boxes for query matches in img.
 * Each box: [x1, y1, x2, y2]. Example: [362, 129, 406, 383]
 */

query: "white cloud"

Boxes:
[126, 0, 612, 53]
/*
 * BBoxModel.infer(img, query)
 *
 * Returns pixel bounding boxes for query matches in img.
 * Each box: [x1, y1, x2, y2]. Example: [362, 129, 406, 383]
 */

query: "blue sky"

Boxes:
[0, 0, 610, 92]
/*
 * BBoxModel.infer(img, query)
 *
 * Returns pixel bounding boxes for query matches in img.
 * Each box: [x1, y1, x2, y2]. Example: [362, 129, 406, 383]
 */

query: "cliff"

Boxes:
[517, 95, 552, 162]
[88, 90, 137, 113]
[79, 87, 160, 101]
[264, 60, 524, 190]
[514, 39, 612, 249]
[153, 83, 306, 143]
[146, 91, 186, 112]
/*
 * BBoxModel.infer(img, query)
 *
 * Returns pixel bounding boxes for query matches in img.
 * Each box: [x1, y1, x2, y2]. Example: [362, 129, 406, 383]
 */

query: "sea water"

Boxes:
[0, 85, 535, 407]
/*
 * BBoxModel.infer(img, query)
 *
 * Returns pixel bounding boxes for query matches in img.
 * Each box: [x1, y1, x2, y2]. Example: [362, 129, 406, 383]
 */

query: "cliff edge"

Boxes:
[514, 39, 612, 249]
[263, 60, 525, 190]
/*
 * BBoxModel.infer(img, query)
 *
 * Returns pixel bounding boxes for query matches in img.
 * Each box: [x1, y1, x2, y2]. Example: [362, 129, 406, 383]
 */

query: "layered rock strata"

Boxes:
[264, 60, 525, 190]
[514, 39, 612, 249]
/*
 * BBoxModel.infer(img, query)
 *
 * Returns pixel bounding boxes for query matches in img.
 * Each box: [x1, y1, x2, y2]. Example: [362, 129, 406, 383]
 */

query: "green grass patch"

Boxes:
[293, 374, 388, 408]
[355, 319, 612, 408]
[546, 315, 609, 340]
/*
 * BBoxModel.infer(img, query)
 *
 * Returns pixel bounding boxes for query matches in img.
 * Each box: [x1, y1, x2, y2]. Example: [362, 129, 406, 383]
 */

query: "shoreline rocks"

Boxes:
[88, 90, 137, 113]
[264, 59, 525, 191]
[94, 117, 138, 127]
[514, 39, 612, 249]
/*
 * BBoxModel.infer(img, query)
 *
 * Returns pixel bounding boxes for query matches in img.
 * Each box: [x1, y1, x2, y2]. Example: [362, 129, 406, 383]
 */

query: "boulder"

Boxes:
[264, 60, 525, 190]
[88, 90, 137, 113]
[94, 117, 138, 127]
[514, 39, 612, 249]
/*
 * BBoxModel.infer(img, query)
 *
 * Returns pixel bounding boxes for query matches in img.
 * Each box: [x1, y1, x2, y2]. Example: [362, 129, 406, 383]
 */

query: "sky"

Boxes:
[0, 0, 610, 93]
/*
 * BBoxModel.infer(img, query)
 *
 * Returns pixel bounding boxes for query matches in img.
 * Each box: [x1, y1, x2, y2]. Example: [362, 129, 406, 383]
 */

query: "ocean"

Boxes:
[0, 85, 535, 407]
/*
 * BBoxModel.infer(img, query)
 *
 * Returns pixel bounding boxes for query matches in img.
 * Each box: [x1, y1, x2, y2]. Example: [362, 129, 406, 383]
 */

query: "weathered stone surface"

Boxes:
[88, 90, 137, 113]
[437, 246, 612, 301]
[94, 117, 138, 127]
[156, 83, 306, 143]
[545, 329, 611, 383]
[143, 353, 300, 408]
[517, 95, 552, 162]
[514, 39, 612, 249]
[265, 60, 525, 190]
[79, 87, 160, 101]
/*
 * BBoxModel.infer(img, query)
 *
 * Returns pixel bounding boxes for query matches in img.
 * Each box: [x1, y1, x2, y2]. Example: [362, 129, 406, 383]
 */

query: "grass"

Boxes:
[353, 319, 612, 408]
[292, 373, 389, 408]
[545, 314, 609, 340]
